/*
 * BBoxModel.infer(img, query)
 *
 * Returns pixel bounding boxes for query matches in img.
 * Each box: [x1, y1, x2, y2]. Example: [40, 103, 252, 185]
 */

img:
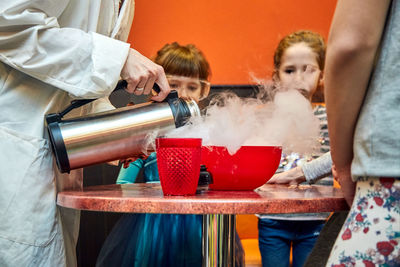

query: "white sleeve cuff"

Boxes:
[86, 32, 130, 97]
[302, 152, 332, 183]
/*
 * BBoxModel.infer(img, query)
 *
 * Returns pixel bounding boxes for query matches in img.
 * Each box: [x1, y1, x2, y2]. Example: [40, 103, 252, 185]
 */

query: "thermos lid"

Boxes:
[168, 96, 201, 128]
[185, 99, 201, 118]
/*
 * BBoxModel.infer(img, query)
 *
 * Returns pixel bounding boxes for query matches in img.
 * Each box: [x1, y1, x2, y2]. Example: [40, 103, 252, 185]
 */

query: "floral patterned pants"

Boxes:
[326, 177, 400, 267]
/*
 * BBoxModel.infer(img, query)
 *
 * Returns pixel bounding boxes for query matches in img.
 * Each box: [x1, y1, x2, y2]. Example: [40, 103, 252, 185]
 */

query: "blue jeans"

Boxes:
[258, 218, 325, 267]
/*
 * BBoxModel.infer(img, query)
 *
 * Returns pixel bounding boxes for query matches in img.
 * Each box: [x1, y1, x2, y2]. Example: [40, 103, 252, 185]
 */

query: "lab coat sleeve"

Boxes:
[0, 1, 130, 99]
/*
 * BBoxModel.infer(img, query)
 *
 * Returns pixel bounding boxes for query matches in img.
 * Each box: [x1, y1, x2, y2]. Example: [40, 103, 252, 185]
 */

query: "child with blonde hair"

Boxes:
[257, 30, 333, 267]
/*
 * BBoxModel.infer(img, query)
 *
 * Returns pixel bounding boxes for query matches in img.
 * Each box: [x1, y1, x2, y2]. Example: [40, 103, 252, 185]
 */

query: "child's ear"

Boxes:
[319, 71, 324, 87]
[201, 84, 211, 99]
[272, 70, 279, 82]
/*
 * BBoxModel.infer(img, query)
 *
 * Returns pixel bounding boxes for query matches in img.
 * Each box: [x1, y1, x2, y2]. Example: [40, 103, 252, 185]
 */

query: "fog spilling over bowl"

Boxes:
[201, 146, 282, 190]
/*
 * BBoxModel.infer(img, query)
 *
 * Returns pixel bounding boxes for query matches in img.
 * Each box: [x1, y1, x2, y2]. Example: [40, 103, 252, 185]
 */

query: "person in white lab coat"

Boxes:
[0, 1, 171, 266]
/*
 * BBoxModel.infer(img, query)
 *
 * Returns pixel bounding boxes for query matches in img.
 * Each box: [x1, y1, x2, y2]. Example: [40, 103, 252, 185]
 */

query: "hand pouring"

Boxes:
[46, 81, 200, 173]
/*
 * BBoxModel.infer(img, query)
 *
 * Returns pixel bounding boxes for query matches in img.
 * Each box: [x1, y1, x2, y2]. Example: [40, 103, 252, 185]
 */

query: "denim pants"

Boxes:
[258, 218, 325, 267]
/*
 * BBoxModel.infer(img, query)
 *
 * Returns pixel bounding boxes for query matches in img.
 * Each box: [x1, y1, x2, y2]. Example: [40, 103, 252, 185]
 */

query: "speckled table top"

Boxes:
[57, 183, 348, 214]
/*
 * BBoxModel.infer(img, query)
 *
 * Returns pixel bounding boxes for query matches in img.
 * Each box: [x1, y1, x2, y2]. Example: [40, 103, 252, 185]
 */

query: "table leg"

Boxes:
[202, 214, 236, 267]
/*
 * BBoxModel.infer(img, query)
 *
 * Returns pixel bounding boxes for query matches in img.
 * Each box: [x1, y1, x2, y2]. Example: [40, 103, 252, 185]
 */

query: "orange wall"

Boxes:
[128, 0, 337, 84]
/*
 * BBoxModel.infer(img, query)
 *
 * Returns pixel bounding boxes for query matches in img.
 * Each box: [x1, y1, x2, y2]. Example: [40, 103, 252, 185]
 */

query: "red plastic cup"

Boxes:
[156, 138, 202, 196]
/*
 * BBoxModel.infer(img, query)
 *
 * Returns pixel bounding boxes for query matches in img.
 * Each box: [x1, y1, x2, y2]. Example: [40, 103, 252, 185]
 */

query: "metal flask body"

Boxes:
[46, 89, 200, 173]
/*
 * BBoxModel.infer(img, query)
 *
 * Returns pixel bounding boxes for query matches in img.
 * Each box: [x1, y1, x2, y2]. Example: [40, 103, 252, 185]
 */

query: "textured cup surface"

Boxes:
[156, 138, 202, 195]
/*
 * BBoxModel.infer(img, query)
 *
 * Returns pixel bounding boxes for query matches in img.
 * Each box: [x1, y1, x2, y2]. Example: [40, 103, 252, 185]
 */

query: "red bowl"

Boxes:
[201, 146, 282, 190]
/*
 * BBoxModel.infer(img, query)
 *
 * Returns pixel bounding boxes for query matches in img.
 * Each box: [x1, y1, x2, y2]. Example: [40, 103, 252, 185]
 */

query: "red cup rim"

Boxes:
[202, 145, 282, 149]
[156, 137, 202, 148]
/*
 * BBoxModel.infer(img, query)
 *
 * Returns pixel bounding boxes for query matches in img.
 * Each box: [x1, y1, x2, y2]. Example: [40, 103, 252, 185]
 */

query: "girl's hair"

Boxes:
[153, 42, 211, 81]
[273, 30, 326, 71]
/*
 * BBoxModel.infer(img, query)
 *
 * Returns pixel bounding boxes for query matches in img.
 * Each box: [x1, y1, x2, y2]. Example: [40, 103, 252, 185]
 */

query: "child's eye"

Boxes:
[305, 65, 317, 72]
[284, 69, 294, 74]
[187, 84, 200, 91]
[169, 83, 179, 89]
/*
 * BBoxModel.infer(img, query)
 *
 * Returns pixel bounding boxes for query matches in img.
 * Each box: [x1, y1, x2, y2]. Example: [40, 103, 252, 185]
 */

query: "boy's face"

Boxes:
[167, 75, 210, 103]
[277, 43, 322, 100]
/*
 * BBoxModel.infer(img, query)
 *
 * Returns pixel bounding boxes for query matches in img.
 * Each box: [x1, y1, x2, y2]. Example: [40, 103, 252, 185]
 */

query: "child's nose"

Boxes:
[178, 88, 188, 98]
[295, 71, 305, 81]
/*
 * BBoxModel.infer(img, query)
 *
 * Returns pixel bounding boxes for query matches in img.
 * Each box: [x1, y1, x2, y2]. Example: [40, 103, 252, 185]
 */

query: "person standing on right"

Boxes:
[325, 0, 400, 266]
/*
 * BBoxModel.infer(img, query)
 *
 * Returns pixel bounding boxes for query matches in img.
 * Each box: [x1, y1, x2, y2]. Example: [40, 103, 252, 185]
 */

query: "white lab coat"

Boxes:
[0, 1, 134, 266]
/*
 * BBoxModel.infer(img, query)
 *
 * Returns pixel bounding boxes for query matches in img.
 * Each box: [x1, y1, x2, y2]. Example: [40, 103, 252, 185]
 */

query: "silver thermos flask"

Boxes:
[46, 81, 200, 173]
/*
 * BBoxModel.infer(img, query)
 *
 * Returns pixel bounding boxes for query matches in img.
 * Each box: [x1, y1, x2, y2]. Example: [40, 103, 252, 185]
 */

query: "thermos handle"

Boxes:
[46, 80, 162, 123]
[115, 80, 161, 94]
[64, 80, 161, 117]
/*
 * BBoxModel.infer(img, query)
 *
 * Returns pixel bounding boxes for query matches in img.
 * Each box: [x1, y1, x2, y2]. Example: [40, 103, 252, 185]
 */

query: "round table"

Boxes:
[58, 183, 348, 266]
